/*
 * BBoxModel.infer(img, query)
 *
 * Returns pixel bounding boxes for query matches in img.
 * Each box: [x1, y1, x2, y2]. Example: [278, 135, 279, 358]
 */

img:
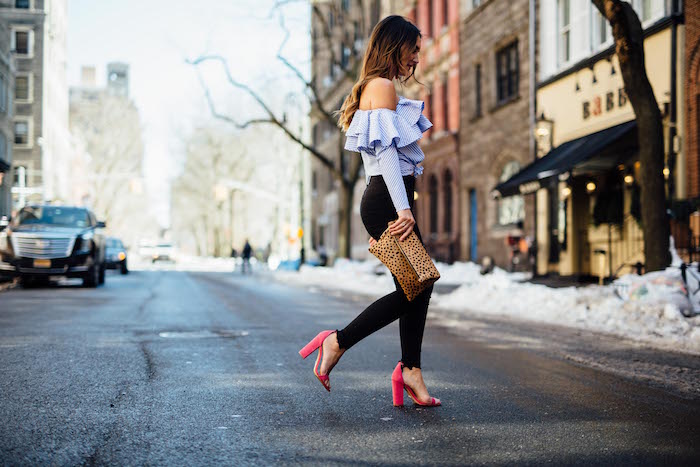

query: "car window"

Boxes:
[13, 206, 90, 228]
[106, 238, 122, 248]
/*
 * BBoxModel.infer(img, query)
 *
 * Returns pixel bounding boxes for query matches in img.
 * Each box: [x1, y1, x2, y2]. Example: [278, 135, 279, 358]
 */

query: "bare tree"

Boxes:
[188, 0, 373, 258]
[69, 93, 155, 246]
[591, 0, 670, 271]
[171, 126, 255, 257]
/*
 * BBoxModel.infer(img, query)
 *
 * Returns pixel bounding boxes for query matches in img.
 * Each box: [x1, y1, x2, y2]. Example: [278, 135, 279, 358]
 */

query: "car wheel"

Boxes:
[120, 261, 129, 275]
[83, 264, 99, 288]
[20, 276, 36, 288]
[98, 263, 106, 284]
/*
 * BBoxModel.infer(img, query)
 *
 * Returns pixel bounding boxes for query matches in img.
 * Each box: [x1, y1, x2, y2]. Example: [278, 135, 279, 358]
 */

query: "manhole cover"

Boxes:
[158, 330, 249, 339]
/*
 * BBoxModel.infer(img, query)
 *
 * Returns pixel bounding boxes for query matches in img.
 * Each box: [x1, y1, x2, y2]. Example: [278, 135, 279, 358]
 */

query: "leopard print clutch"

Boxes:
[369, 221, 441, 301]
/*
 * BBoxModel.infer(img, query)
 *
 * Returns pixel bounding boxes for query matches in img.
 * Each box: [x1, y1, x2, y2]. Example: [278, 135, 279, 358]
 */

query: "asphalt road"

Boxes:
[0, 269, 699, 466]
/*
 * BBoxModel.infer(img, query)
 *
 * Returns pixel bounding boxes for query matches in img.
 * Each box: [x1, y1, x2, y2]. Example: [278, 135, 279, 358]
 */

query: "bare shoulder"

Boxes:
[360, 78, 398, 110]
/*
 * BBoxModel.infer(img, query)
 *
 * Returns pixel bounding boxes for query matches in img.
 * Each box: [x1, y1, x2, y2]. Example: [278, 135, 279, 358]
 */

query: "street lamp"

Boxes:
[534, 112, 554, 158]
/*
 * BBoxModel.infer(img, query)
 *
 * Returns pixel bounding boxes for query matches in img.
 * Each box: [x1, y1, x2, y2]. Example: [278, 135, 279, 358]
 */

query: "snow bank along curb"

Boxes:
[272, 258, 700, 356]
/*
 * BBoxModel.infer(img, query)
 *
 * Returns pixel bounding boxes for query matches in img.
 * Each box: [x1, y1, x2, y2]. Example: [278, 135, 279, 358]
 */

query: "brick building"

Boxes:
[460, 0, 535, 267]
[382, 0, 461, 263]
[309, 0, 383, 262]
[686, 0, 700, 198]
[496, 0, 680, 278]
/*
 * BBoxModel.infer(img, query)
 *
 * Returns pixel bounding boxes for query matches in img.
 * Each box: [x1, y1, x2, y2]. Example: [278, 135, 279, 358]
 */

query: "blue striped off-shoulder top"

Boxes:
[344, 96, 433, 212]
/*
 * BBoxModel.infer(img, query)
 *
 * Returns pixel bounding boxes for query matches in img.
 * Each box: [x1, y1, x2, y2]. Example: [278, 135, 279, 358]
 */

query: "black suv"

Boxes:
[0, 205, 107, 287]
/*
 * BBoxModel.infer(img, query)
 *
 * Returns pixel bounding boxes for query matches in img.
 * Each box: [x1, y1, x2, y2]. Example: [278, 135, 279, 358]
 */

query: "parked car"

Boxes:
[0, 205, 107, 287]
[104, 237, 128, 274]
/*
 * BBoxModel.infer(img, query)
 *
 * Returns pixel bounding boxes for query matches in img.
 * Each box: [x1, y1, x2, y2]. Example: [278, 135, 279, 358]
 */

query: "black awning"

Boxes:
[0, 158, 9, 172]
[492, 120, 637, 198]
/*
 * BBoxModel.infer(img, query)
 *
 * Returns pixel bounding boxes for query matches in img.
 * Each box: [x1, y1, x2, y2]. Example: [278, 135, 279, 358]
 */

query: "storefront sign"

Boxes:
[582, 87, 628, 120]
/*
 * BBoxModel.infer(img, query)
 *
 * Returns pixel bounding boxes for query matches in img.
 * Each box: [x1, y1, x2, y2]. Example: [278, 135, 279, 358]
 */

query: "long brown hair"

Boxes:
[337, 15, 421, 131]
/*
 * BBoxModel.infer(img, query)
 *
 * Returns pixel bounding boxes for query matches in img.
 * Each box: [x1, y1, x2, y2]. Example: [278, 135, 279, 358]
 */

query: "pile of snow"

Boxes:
[273, 259, 700, 355]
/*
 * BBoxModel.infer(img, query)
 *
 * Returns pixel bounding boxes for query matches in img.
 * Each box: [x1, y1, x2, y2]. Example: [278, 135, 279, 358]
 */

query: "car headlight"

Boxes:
[118, 252, 126, 261]
[75, 231, 94, 254]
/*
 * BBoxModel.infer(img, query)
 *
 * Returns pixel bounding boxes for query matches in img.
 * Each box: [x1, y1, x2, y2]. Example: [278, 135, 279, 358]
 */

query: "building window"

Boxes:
[15, 74, 31, 102]
[429, 174, 438, 235]
[12, 29, 32, 56]
[475, 63, 482, 118]
[498, 162, 525, 225]
[13, 166, 27, 186]
[425, 92, 433, 125]
[443, 169, 453, 234]
[592, 7, 612, 50]
[443, 0, 449, 26]
[0, 131, 6, 162]
[341, 44, 351, 69]
[472, 0, 482, 7]
[15, 0, 30, 8]
[441, 77, 448, 131]
[341, 0, 350, 12]
[0, 74, 6, 114]
[329, 10, 334, 29]
[632, 0, 666, 23]
[557, 0, 571, 65]
[496, 41, 519, 104]
[371, 0, 380, 28]
[13, 120, 30, 146]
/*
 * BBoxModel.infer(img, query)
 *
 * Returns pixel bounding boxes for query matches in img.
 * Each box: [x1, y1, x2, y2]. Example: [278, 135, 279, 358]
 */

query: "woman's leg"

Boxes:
[398, 284, 432, 369]
[336, 175, 429, 353]
[398, 224, 432, 369]
[335, 278, 410, 350]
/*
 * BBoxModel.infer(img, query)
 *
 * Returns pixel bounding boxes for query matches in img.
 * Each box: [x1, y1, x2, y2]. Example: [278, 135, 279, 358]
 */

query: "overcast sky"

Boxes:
[67, 0, 310, 227]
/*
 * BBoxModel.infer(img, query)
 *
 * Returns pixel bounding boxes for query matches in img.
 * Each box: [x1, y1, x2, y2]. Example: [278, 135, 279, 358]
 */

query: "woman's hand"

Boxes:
[389, 209, 416, 242]
[369, 237, 377, 247]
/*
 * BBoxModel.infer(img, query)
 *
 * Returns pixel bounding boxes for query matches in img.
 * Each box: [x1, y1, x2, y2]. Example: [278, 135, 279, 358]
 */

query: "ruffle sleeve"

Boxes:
[344, 97, 433, 153]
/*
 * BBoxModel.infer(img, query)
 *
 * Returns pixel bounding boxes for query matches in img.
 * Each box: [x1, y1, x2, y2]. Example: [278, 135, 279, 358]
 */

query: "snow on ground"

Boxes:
[273, 258, 700, 355]
[130, 254, 247, 273]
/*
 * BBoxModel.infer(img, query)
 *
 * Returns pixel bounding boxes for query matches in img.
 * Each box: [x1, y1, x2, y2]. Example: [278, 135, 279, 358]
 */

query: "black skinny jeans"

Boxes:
[336, 175, 433, 369]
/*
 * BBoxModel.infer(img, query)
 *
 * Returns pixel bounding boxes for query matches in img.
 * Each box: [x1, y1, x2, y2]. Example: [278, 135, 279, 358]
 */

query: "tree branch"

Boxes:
[274, 12, 335, 122]
[187, 54, 337, 173]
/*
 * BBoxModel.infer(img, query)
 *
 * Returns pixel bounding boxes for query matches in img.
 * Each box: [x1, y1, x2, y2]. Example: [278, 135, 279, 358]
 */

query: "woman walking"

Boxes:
[299, 15, 440, 407]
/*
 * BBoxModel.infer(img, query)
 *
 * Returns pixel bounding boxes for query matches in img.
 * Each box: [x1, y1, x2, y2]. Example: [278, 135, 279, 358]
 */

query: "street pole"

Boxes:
[299, 122, 305, 264]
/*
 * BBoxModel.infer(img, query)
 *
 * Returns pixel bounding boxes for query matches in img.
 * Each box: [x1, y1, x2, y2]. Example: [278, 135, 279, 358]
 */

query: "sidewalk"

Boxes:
[270, 258, 700, 356]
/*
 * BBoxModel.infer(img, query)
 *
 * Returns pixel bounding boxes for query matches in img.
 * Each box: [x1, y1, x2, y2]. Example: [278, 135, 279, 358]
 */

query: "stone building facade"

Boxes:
[309, 0, 382, 262]
[0, 0, 71, 209]
[459, 0, 535, 266]
[0, 14, 15, 219]
[686, 0, 700, 198]
[382, 0, 462, 264]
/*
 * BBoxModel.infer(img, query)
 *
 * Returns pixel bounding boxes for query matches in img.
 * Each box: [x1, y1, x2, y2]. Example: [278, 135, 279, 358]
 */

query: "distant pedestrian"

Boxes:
[241, 239, 252, 275]
[299, 16, 440, 407]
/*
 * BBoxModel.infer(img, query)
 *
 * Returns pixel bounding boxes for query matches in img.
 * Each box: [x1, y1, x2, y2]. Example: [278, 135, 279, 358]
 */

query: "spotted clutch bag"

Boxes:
[369, 221, 441, 301]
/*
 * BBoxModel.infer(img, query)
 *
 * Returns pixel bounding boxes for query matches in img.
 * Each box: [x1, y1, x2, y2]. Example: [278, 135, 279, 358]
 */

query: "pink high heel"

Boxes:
[391, 362, 441, 407]
[299, 330, 336, 392]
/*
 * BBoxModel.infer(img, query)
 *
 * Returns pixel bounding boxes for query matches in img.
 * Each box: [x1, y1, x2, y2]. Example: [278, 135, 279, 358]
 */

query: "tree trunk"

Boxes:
[592, 0, 670, 271]
[336, 178, 355, 259]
